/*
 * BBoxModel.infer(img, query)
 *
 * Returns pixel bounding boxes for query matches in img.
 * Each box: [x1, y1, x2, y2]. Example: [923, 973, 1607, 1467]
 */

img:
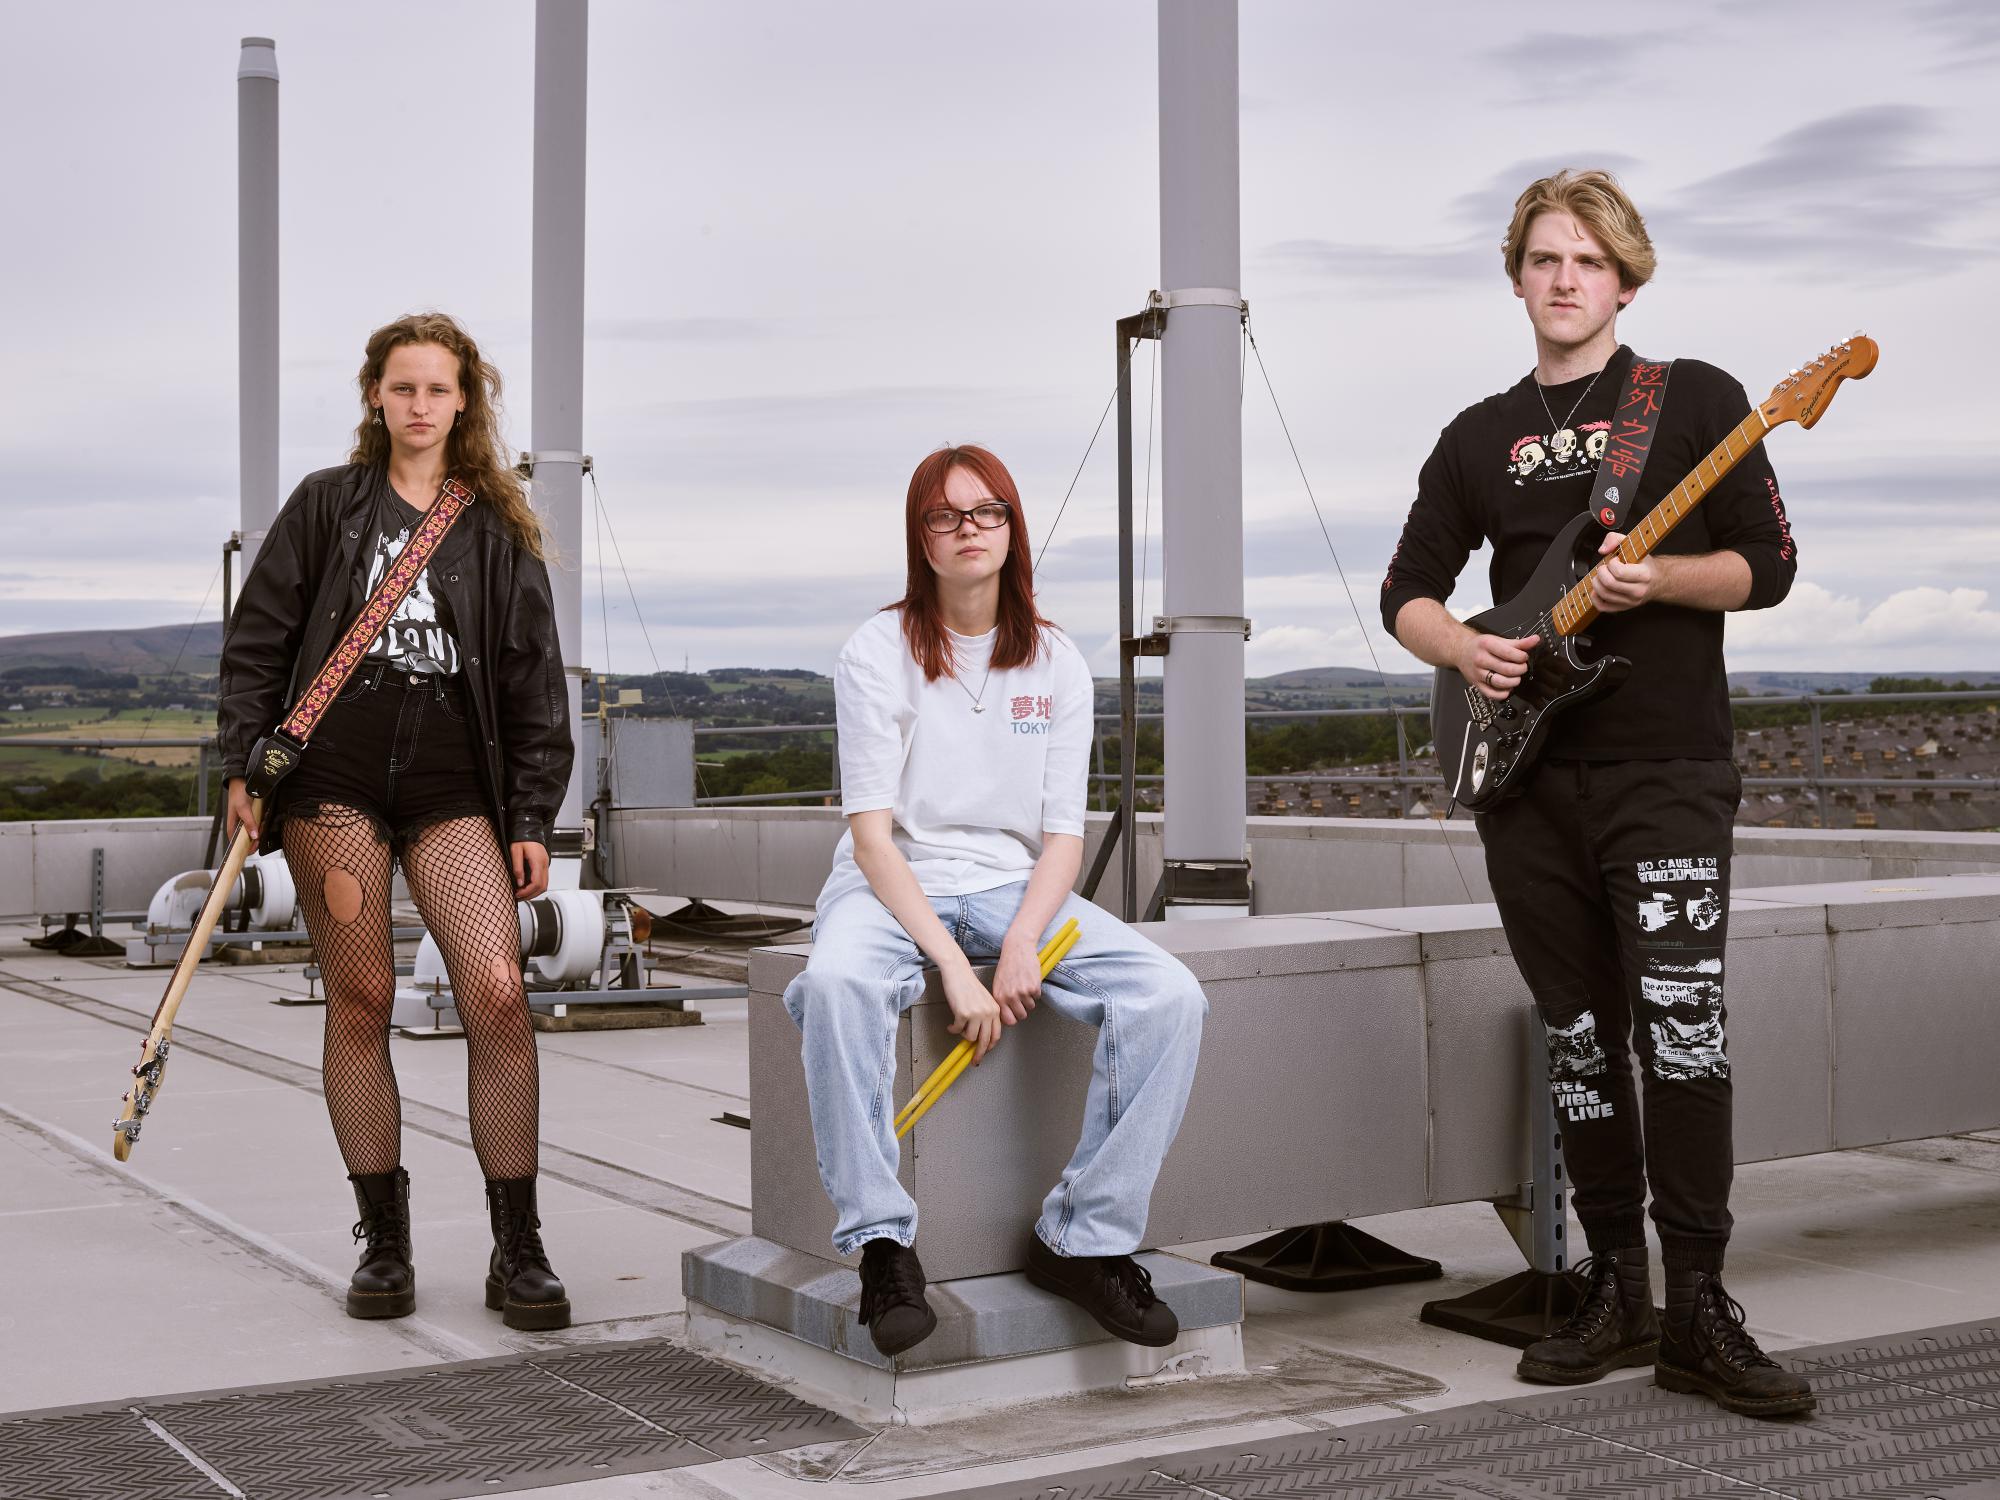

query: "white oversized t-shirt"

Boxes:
[816, 610, 1095, 915]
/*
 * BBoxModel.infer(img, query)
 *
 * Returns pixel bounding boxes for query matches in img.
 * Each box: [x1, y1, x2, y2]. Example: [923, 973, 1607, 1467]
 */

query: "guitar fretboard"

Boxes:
[1550, 409, 1771, 637]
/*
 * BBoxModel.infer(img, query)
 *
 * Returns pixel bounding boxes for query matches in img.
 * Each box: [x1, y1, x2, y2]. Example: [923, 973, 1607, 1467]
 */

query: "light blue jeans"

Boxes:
[782, 882, 1207, 1258]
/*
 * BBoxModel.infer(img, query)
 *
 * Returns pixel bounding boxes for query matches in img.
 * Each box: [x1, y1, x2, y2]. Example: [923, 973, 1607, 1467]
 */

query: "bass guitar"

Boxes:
[1431, 333, 1878, 812]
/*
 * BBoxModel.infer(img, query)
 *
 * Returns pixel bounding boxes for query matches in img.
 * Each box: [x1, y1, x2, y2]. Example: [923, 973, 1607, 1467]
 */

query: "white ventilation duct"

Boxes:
[145, 850, 297, 933]
[408, 887, 605, 990]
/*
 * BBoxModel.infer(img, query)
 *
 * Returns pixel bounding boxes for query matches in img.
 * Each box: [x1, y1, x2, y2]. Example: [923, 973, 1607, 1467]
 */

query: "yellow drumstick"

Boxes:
[893, 917, 1079, 1137]
[894, 918, 1077, 1131]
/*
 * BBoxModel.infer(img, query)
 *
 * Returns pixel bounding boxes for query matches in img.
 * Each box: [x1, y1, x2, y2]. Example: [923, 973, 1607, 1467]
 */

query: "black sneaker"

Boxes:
[1517, 1250, 1658, 1385]
[1025, 1237, 1179, 1347]
[857, 1239, 937, 1357]
[1656, 1269, 1815, 1418]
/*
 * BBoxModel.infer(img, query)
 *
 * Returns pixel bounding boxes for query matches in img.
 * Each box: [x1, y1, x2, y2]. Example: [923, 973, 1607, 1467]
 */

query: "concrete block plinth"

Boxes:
[682, 1236, 1244, 1423]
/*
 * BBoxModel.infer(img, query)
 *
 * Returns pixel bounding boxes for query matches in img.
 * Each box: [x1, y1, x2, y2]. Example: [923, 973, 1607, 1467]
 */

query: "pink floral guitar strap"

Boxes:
[243, 477, 477, 798]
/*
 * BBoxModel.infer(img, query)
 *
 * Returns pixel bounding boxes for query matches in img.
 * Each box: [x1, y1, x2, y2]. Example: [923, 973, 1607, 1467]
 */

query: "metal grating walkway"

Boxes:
[0, 1337, 863, 1500]
[961, 1319, 2000, 1499]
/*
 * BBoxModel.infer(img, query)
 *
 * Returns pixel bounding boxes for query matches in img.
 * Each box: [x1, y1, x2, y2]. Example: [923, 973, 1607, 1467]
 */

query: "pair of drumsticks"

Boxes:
[892, 916, 1080, 1139]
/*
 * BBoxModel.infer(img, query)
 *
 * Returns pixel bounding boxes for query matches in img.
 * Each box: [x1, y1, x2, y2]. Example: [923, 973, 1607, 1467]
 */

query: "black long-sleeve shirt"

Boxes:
[1381, 348, 1797, 761]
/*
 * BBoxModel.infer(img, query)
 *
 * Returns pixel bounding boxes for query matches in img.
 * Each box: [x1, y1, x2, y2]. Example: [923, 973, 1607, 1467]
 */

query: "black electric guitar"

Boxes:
[1431, 333, 1879, 812]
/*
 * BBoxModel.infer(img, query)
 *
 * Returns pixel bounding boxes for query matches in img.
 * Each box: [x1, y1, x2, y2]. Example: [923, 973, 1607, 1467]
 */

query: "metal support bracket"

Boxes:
[1161, 857, 1252, 909]
[1418, 1009, 1584, 1348]
[1151, 614, 1253, 641]
[516, 450, 594, 476]
[1149, 287, 1249, 317]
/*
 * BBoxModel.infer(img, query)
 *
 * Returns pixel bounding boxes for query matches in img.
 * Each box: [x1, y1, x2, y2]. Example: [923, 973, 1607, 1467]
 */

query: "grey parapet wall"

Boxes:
[746, 874, 2000, 1284]
[0, 817, 212, 921]
[611, 806, 2000, 915]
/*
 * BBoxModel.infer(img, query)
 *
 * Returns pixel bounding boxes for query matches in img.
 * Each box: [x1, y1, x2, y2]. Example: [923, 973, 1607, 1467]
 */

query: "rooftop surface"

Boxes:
[3, 909, 1998, 1497]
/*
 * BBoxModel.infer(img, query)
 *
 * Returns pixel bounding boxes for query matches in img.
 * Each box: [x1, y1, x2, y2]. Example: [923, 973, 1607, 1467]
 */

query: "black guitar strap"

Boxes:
[1586, 351, 1672, 533]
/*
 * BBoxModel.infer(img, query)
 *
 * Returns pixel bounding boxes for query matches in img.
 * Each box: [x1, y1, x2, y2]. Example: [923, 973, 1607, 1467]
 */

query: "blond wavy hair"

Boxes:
[1502, 170, 1657, 291]
[348, 312, 549, 560]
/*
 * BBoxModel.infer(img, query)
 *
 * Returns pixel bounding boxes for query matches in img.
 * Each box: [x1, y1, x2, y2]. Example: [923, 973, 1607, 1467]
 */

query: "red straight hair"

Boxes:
[893, 445, 1053, 683]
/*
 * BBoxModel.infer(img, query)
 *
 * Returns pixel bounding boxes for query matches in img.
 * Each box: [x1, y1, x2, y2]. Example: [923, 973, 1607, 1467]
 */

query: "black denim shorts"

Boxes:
[268, 662, 494, 855]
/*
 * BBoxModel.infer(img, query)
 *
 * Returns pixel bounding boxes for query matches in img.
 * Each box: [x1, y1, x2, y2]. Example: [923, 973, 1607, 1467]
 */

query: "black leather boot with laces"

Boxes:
[857, 1239, 937, 1356]
[484, 1176, 571, 1332]
[345, 1167, 415, 1319]
[1656, 1269, 1814, 1417]
[1026, 1237, 1179, 1347]
[1517, 1248, 1658, 1384]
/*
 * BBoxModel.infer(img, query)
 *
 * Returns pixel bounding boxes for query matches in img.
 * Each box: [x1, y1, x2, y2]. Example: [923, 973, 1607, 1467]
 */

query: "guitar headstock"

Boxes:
[1760, 333, 1879, 430]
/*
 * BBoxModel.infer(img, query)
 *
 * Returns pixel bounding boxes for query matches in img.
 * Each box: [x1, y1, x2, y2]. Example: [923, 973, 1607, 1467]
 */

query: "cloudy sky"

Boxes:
[3, 1, 1995, 678]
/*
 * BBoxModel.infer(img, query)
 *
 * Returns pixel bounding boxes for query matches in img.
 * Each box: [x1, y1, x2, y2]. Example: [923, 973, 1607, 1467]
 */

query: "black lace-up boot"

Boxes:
[484, 1176, 571, 1332]
[857, 1239, 937, 1357]
[1517, 1248, 1658, 1384]
[1026, 1238, 1179, 1347]
[1656, 1269, 1814, 1417]
[345, 1167, 415, 1319]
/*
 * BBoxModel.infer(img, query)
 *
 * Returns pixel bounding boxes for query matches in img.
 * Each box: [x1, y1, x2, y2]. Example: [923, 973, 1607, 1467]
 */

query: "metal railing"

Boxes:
[4, 690, 1991, 822]
[690, 722, 838, 805]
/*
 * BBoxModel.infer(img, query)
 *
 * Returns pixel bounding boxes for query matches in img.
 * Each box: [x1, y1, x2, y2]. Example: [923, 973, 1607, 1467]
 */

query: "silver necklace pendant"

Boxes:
[953, 659, 994, 714]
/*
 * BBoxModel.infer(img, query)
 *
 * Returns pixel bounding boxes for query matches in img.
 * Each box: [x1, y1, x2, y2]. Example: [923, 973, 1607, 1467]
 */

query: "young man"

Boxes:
[1381, 171, 1811, 1418]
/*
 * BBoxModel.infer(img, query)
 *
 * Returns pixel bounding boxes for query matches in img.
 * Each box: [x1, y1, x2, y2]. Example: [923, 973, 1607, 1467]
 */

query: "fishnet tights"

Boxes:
[285, 805, 540, 1180]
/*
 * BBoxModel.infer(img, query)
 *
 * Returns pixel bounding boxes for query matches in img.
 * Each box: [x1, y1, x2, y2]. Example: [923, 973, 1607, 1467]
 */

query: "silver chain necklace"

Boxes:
[951, 661, 995, 713]
[1535, 362, 1606, 435]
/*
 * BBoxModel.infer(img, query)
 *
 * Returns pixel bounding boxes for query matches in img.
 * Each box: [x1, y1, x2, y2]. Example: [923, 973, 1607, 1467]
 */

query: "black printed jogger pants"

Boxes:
[1476, 756, 1742, 1273]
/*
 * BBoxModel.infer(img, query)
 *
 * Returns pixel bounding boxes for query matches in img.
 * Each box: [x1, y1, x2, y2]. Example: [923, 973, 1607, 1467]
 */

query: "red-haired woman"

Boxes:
[783, 445, 1207, 1357]
[217, 313, 573, 1331]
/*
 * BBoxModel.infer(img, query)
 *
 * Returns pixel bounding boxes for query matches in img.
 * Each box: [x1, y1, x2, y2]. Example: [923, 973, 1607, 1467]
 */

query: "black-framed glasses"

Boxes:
[921, 502, 1012, 534]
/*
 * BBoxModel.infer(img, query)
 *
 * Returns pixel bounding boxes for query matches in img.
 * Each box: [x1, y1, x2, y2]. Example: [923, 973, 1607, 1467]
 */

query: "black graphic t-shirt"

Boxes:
[1381, 347, 1797, 761]
[355, 487, 463, 676]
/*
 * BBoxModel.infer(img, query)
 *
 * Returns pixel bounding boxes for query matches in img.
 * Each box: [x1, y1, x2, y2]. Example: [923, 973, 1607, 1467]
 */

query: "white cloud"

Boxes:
[1, 1, 1994, 685]
[1728, 582, 2000, 670]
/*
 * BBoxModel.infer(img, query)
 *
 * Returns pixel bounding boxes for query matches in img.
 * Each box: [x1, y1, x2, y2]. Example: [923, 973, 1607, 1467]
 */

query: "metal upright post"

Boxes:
[1417, 1008, 1586, 1346]
[1157, 0, 1249, 917]
[1809, 699, 1828, 826]
[1117, 321, 1139, 920]
[237, 38, 280, 581]
[530, 0, 590, 882]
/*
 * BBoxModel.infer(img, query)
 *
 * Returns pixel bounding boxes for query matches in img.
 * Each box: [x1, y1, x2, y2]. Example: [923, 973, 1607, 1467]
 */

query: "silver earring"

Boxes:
[373, 408, 383, 426]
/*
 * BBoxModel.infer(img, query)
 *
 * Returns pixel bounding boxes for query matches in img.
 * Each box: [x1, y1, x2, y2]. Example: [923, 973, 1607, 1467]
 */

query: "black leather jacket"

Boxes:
[217, 463, 572, 848]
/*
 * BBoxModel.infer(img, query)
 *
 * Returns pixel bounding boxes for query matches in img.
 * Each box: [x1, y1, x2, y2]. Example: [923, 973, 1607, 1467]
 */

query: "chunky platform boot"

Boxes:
[1656, 1268, 1814, 1418]
[345, 1167, 415, 1319]
[484, 1176, 572, 1331]
[1517, 1248, 1658, 1384]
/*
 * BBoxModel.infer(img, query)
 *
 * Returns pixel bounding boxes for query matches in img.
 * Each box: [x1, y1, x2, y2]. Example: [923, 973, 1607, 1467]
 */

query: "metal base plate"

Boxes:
[1212, 1220, 1444, 1293]
[0, 1337, 863, 1500]
[1419, 1266, 1588, 1349]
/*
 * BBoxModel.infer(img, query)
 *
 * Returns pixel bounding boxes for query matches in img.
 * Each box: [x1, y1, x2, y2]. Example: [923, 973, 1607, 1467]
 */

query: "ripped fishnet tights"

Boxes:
[284, 804, 540, 1180]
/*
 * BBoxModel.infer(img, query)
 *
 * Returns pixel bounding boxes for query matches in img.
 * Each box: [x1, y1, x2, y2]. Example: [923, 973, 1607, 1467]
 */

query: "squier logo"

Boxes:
[1009, 695, 1053, 735]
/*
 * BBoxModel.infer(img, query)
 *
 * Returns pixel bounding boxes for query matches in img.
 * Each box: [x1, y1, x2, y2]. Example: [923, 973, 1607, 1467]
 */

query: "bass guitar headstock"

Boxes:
[1760, 332, 1879, 430]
